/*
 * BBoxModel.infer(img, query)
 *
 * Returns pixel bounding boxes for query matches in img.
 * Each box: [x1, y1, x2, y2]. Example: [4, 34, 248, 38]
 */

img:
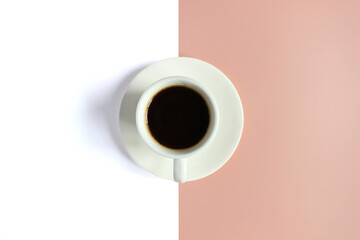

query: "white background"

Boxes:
[0, 0, 178, 239]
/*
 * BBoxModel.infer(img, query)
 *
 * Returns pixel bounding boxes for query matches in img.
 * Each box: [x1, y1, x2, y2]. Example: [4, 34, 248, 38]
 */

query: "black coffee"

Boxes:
[146, 86, 210, 149]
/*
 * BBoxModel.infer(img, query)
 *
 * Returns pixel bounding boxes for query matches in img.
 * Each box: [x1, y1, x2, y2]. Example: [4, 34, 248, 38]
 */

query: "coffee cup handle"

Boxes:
[174, 158, 187, 183]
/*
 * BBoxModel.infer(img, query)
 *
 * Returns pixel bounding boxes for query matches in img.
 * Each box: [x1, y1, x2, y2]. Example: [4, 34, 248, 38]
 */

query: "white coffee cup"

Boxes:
[136, 76, 219, 183]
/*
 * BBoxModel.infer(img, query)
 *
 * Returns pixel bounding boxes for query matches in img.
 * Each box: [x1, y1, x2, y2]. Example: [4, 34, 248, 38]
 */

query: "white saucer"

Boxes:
[119, 57, 244, 182]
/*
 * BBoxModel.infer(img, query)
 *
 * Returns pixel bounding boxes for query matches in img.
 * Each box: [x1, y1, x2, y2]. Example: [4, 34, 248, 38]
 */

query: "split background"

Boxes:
[1, 0, 359, 239]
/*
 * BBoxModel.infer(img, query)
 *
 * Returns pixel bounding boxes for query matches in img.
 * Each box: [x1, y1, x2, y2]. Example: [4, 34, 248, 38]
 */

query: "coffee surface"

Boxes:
[146, 86, 210, 149]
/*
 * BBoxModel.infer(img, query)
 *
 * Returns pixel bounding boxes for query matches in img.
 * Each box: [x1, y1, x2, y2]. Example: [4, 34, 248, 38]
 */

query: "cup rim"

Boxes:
[135, 76, 219, 159]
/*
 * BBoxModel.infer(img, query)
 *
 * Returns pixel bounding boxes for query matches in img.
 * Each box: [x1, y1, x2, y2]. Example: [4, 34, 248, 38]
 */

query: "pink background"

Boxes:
[180, 0, 360, 239]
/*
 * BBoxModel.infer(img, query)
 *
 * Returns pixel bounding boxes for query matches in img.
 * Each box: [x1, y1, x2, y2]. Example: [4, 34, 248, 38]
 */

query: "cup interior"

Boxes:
[136, 76, 219, 159]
